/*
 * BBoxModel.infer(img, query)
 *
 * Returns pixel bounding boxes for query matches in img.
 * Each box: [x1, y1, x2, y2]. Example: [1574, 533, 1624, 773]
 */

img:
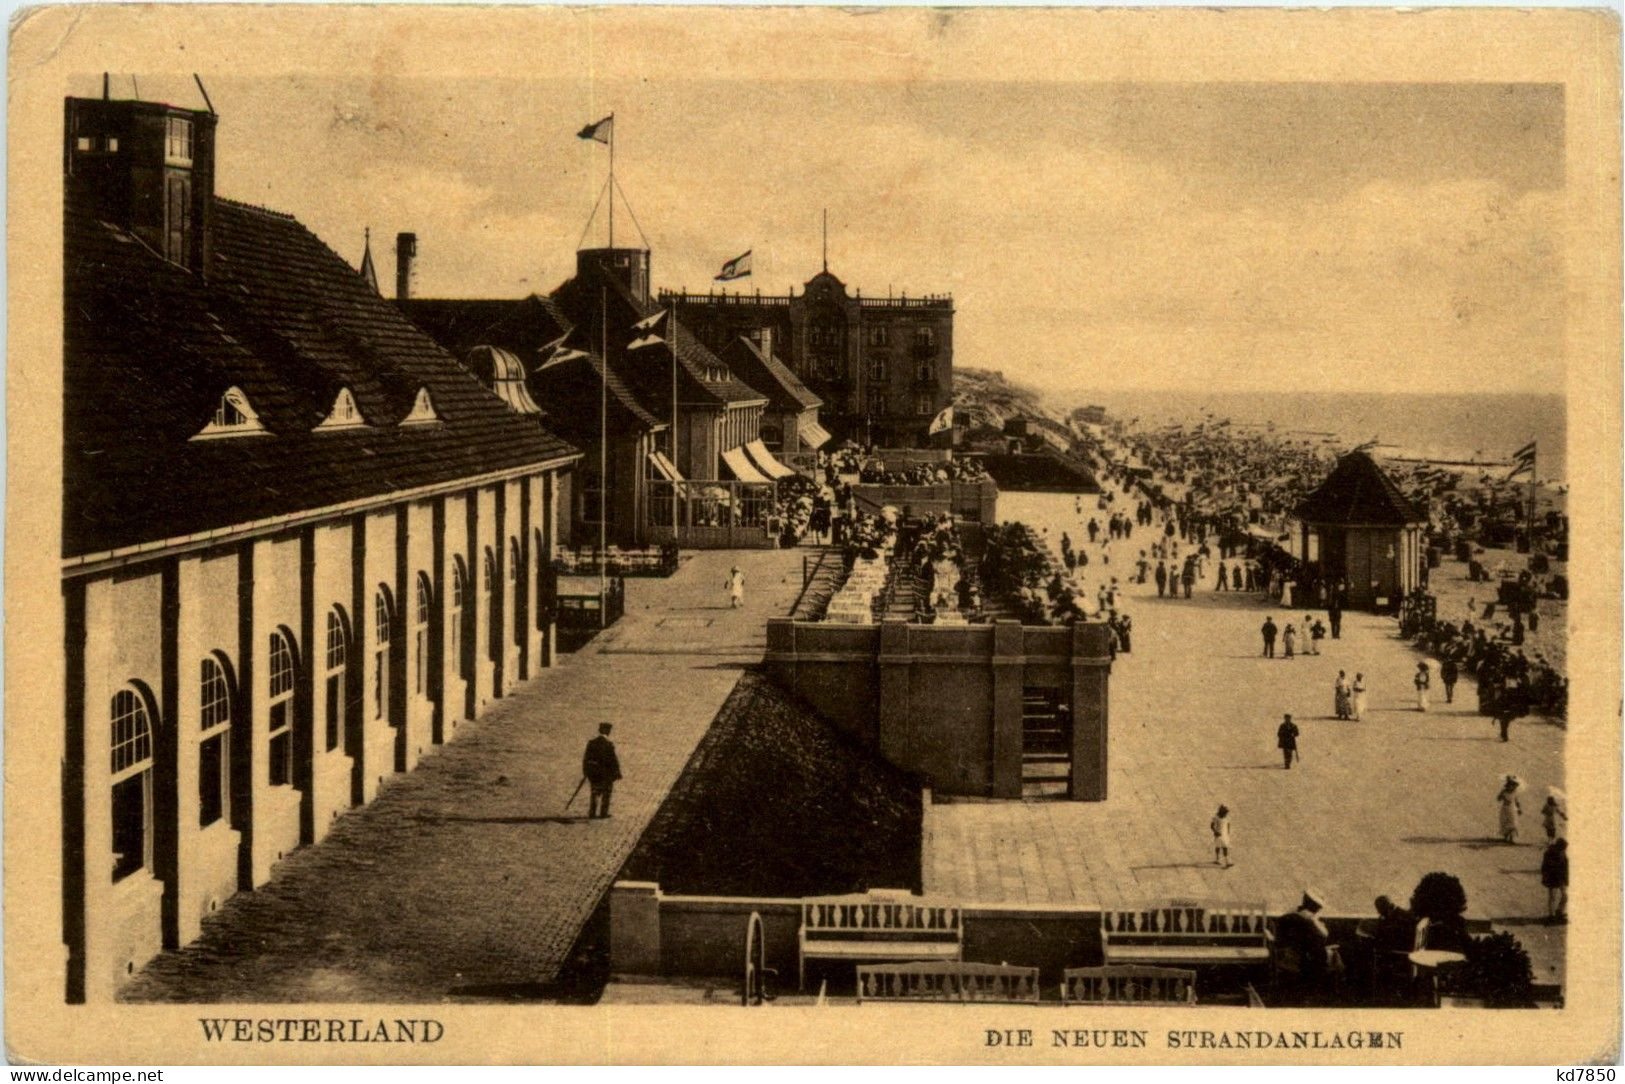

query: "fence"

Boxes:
[645, 479, 779, 549]
[556, 576, 626, 631]
[848, 480, 998, 522]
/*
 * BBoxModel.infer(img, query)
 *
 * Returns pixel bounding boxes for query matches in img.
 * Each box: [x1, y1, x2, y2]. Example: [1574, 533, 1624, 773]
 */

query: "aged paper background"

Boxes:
[7, 4, 1621, 1065]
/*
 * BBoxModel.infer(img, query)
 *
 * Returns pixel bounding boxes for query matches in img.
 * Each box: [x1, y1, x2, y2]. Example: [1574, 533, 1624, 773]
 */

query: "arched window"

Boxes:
[111, 686, 154, 882]
[199, 658, 231, 827]
[267, 632, 295, 787]
[508, 538, 520, 585]
[324, 608, 348, 753]
[414, 573, 432, 697]
[451, 558, 469, 681]
[485, 547, 500, 662]
[373, 589, 392, 723]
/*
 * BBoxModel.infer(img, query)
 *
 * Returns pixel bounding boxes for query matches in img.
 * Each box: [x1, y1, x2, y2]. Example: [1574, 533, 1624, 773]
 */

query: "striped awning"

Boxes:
[798, 417, 833, 450]
[647, 450, 683, 482]
[721, 445, 770, 484]
[743, 439, 798, 480]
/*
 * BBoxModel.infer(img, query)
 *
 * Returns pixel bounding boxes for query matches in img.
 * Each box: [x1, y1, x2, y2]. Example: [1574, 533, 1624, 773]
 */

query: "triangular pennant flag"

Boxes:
[628, 334, 665, 351]
[631, 310, 667, 333]
[536, 348, 588, 372]
[577, 115, 612, 144]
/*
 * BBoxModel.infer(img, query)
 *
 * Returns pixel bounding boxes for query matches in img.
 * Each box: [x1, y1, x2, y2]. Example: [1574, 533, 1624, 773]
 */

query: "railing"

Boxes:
[553, 545, 678, 578]
[556, 576, 626, 631]
[660, 290, 952, 310]
[857, 962, 1040, 1004]
[1061, 966, 1197, 1005]
[848, 480, 998, 522]
[661, 291, 794, 308]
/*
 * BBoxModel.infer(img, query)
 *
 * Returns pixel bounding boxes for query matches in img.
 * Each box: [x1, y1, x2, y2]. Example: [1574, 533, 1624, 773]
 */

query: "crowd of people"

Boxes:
[1401, 590, 1568, 723]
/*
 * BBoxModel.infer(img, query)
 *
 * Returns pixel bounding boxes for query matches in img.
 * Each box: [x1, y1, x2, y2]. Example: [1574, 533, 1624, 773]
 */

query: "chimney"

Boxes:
[396, 232, 417, 300]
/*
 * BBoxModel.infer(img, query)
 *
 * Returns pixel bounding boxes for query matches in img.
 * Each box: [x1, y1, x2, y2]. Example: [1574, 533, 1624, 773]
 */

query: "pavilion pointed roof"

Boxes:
[1294, 451, 1423, 526]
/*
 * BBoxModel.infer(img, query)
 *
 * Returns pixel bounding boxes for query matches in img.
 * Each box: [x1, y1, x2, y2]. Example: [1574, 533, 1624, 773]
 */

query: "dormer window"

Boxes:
[316, 388, 366, 431]
[166, 117, 193, 166]
[401, 387, 440, 426]
[193, 386, 267, 440]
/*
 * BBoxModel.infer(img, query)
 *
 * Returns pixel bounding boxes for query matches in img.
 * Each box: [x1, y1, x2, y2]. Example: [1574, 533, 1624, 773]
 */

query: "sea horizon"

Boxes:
[1050, 387, 1567, 481]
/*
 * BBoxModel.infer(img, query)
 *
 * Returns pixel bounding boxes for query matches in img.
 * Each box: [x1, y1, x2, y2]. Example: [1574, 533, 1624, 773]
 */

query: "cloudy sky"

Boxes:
[92, 74, 1564, 396]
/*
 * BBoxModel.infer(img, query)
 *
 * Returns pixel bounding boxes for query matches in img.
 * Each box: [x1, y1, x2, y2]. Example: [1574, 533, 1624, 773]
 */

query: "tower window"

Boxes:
[165, 175, 192, 265]
[166, 116, 194, 165]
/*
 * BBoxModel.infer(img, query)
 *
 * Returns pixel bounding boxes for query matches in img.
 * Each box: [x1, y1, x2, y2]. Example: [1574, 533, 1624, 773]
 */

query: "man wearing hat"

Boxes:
[582, 723, 622, 819]
[1276, 713, 1300, 769]
[1274, 888, 1333, 998]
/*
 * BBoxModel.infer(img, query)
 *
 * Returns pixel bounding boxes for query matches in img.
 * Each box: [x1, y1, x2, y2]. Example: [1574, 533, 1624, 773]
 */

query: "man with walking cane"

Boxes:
[576, 722, 622, 819]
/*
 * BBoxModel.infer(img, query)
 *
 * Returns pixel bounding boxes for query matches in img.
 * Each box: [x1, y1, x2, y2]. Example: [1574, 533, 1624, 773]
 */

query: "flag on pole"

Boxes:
[577, 115, 613, 143]
[1507, 440, 1537, 479]
[631, 310, 666, 333]
[927, 405, 955, 435]
[539, 329, 571, 357]
[714, 250, 752, 281]
[535, 347, 588, 373]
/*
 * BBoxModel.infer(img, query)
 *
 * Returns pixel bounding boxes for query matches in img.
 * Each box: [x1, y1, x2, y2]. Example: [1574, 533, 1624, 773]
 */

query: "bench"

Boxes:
[857, 961, 1039, 1004]
[799, 893, 962, 988]
[1100, 900, 1270, 968]
[1061, 965, 1197, 1005]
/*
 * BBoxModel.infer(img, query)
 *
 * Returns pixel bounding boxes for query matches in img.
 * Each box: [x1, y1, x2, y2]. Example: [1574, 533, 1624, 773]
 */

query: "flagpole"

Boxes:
[1528, 438, 1537, 551]
[670, 304, 679, 535]
[607, 113, 615, 250]
[600, 286, 608, 598]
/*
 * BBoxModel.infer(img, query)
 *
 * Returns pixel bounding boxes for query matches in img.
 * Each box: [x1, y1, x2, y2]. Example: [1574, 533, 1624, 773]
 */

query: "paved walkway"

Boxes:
[123, 547, 807, 1002]
[928, 490, 1565, 984]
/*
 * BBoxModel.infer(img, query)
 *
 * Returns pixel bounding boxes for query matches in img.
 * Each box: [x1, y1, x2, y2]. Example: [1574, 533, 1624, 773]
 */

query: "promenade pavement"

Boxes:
[927, 489, 1565, 985]
[122, 547, 807, 1002]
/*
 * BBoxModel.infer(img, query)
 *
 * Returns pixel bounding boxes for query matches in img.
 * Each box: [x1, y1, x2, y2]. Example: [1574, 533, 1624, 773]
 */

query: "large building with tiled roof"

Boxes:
[401, 285, 671, 548]
[403, 245, 823, 547]
[61, 92, 580, 1002]
[663, 266, 954, 448]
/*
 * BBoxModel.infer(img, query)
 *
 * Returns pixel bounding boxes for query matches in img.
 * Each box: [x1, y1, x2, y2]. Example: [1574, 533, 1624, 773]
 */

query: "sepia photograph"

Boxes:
[6, 3, 1621, 1066]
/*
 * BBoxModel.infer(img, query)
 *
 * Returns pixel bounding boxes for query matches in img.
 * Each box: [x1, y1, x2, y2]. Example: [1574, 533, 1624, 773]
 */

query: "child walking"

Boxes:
[1211, 805, 1233, 868]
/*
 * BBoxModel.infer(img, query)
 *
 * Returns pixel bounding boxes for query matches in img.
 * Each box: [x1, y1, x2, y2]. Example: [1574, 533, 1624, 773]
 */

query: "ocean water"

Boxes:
[1057, 389, 1567, 481]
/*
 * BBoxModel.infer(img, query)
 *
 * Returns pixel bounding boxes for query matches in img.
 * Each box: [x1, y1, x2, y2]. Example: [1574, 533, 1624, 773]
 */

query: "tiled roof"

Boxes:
[1294, 451, 1424, 526]
[64, 195, 579, 560]
[721, 337, 822, 412]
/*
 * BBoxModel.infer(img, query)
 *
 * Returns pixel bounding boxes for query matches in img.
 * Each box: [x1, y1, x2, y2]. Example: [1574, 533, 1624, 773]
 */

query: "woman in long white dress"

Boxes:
[1498, 776, 1524, 843]
[1414, 661, 1431, 712]
[1351, 672, 1368, 720]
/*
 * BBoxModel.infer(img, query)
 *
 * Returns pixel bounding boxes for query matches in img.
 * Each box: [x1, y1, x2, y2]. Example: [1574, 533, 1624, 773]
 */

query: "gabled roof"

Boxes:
[401, 294, 572, 361]
[64, 194, 579, 560]
[528, 350, 665, 435]
[721, 337, 822, 412]
[1294, 451, 1424, 526]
